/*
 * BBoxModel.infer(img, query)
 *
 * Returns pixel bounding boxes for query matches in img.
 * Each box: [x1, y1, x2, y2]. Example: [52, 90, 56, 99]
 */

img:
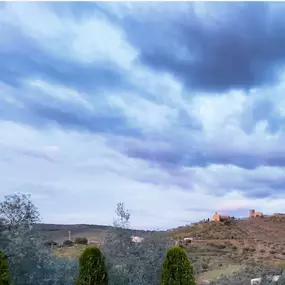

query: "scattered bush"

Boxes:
[215, 244, 226, 249]
[63, 240, 74, 247]
[75, 237, 88, 245]
[44, 240, 58, 247]
[160, 246, 196, 285]
[0, 250, 10, 285]
[77, 246, 108, 285]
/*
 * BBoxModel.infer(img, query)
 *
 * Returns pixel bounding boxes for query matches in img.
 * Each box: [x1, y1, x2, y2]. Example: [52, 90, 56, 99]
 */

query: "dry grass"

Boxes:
[198, 264, 242, 282]
[53, 244, 89, 259]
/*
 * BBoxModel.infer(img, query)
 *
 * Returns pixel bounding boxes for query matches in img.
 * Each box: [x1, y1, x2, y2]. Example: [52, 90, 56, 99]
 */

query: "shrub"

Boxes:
[63, 240, 74, 247]
[160, 246, 196, 285]
[75, 237, 88, 245]
[77, 246, 108, 285]
[0, 250, 10, 285]
[44, 240, 58, 247]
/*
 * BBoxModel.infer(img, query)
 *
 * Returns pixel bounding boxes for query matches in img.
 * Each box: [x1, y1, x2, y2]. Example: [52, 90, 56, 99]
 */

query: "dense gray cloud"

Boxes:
[121, 2, 285, 92]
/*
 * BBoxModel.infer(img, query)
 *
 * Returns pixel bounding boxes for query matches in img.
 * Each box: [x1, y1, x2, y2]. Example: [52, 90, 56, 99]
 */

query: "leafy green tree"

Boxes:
[77, 246, 108, 285]
[160, 246, 196, 285]
[0, 250, 10, 285]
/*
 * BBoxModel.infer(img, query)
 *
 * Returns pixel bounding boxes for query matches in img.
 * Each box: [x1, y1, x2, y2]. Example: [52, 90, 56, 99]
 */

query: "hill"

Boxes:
[33, 215, 285, 283]
[33, 223, 111, 244]
[168, 215, 285, 281]
[34, 223, 159, 244]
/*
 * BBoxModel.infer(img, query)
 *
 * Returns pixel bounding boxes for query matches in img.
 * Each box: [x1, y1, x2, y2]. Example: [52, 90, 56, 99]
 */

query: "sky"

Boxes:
[1, 2, 285, 230]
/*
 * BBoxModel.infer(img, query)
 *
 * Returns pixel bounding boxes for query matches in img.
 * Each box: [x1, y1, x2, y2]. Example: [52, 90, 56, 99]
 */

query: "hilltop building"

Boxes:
[212, 212, 232, 222]
[249, 209, 264, 218]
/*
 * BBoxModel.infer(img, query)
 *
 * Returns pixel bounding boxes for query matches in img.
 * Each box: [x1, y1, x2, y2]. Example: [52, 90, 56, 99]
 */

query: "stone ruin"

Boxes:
[249, 209, 264, 218]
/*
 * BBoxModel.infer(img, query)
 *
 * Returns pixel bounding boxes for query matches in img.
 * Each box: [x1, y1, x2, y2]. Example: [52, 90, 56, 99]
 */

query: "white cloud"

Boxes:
[0, 3, 137, 69]
[26, 79, 94, 111]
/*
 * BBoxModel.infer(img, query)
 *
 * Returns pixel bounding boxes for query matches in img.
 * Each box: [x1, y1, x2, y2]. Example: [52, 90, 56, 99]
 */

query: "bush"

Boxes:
[0, 250, 10, 285]
[77, 246, 108, 285]
[160, 246, 196, 285]
[75, 237, 88, 245]
[63, 240, 74, 247]
[44, 240, 58, 247]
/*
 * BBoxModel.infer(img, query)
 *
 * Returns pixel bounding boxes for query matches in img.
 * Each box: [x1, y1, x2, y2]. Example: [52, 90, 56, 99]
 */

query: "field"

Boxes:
[34, 214, 285, 283]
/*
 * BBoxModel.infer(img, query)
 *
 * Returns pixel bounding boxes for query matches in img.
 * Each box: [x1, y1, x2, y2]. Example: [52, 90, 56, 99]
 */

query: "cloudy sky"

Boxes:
[1, 2, 285, 230]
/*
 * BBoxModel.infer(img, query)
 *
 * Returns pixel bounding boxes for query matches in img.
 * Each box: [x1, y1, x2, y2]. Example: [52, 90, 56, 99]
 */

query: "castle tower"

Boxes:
[213, 212, 220, 222]
[249, 209, 255, 218]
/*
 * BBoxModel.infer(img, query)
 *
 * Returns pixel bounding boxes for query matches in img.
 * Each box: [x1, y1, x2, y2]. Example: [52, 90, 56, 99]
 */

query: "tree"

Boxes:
[113, 202, 130, 229]
[0, 193, 78, 285]
[75, 237, 88, 245]
[101, 202, 173, 285]
[160, 246, 196, 285]
[0, 250, 10, 285]
[77, 246, 108, 285]
[0, 193, 40, 230]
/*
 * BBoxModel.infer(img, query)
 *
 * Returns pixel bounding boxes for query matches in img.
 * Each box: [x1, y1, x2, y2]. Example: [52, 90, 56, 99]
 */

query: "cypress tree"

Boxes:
[77, 246, 108, 285]
[0, 250, 10, 285]
[160, 245, 196, 285]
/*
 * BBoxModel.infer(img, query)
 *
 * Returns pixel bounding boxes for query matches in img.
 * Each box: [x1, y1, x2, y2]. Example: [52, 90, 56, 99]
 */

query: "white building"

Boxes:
[131, 235, 144, 243]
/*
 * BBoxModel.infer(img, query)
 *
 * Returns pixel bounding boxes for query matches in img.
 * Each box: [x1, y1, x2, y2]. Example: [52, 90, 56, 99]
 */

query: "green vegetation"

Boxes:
[77, 246, 108, 285]
[63, 239, 74, 247]
[2, 193, 285, 285]
[160, 246, 196, 285]
[75, 237, 88, 245]
[0, 250, 10, 285]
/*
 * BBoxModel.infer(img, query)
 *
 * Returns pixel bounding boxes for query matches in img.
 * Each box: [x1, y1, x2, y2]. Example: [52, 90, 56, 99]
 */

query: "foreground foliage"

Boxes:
[0, 250, 10, 285]
[160, 246, 196, 285]
[101, 203, 174, 285]
[2, 193, 285, 285]
[77, 246, 108, 285]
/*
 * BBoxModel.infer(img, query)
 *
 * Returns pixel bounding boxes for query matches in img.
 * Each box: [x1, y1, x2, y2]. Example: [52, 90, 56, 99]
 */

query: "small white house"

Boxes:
[250, 275, 280, 285]
[131, 235, 144, 243]
[183, 237, 194, 242]
[184, 237, 193, 241]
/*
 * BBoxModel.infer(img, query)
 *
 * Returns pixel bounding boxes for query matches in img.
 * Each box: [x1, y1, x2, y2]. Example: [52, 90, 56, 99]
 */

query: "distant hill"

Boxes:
[33, 223, 160, 244]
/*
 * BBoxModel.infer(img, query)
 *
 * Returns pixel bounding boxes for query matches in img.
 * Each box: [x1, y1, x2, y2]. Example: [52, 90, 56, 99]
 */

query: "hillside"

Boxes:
[168, 215, 285, 281]
[33, 223, 111, 244]
[33, 215, 285, 283]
